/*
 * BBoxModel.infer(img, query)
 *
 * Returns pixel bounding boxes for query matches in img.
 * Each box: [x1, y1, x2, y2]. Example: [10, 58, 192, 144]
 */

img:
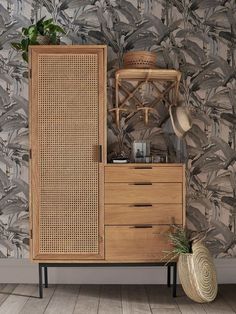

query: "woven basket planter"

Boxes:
[178, 241, 218, 303]
[123, 51, 157, 69]
[37, 35, 51, 45]
[36, 35, 60, 45]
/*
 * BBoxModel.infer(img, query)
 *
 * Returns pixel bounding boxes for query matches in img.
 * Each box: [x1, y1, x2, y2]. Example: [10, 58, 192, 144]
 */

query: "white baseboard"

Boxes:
[0, 258, 235, 284]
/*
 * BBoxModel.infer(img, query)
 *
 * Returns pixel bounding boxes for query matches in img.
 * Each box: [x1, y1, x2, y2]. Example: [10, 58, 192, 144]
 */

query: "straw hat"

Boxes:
[169, 105, 192, 138]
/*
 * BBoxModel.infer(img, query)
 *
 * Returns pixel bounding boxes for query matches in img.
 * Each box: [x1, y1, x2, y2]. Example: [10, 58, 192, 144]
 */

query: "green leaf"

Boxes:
[38, 25, 44, 35]
[22, 27, 28, 36]
[29, 33, 37, 41]
[21, 38, 29, 51]
[30, 37, 38, 45]
[29, 35, 37, 43]
[43, 18, 53, 26]
[53, 25, 65, 34]
[28, 25, 36, 35]
[50, 33, 57, 44]
[22, 51, 28, 62]
[45, 23, 65, 35]
[11, 42, 22, 50]
[28, 27, 38, 41]
[47, 24, 56, 32]
[36, 16, 46, 35]
[36, 16, 46, 28]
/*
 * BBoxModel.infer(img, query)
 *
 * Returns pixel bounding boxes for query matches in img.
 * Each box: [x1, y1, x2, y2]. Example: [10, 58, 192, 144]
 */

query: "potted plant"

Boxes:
[164, 225, 218, 303]
[11, 17, 65, 62]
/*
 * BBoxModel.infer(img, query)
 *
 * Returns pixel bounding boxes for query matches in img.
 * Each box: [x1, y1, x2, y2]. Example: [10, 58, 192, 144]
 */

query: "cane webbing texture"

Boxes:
[37, 53, 99, 254]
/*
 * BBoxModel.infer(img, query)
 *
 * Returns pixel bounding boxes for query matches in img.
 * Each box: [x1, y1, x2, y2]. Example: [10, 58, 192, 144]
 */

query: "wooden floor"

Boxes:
[0, 284, 235, 314]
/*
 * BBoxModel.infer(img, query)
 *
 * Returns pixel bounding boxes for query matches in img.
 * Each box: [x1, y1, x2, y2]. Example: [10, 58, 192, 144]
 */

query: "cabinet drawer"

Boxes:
[105, 183, 182, 204]
[105, 204, 182, 225]
[105, 165, 183, 183]
[105, 226, 172, 261]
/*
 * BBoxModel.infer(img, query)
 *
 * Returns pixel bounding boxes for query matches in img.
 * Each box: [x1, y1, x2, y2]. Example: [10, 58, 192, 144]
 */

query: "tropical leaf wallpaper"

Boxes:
[0, 0, 236, 258]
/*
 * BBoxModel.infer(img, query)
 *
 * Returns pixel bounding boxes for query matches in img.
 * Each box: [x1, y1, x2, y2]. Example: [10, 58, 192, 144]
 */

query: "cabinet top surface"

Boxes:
[29, 45, 107, 52]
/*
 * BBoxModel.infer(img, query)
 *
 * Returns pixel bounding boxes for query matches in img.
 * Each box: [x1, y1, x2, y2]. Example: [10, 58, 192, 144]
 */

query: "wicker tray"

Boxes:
[123, 51, 157, 69]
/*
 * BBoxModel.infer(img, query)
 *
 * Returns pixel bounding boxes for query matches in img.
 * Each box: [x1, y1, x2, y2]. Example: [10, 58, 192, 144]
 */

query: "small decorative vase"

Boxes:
[178, 241, 218, 303]
[37, 35, 51, 45]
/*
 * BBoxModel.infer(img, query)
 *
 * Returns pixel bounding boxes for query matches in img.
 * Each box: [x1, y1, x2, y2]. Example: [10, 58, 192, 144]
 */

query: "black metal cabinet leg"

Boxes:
[172, 262, 177, 297]
[38, 264, 43, 298]
[44, 267, 48, 288]
[167, 264, 171, 287]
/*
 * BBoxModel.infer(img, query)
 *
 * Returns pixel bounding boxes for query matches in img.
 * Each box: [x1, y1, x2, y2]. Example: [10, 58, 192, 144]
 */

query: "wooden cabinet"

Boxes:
[104, 164, 185, 262]
[29, 47, 185, 263]
[29, 46, 106, 261]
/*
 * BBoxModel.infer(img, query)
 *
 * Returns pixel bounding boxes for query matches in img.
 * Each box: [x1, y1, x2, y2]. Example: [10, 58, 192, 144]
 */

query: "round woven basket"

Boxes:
[123, 51, 157, 69]
[178, 241, 218, 303]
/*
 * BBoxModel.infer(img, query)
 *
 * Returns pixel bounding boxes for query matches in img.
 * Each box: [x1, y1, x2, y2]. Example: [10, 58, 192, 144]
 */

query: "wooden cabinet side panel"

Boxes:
[29, 49, 40, 260]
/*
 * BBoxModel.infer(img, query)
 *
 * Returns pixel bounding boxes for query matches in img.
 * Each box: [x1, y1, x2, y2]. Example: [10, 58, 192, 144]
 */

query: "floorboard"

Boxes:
[44, 285, 79, 314]
[0, 284, 37, 314]
[73, 285, 100, 314]
[219, 285, 236, 312]
[0, 284, 17, 307]
[202, 294, 235, 314]
[0, 284, 234, 314]
[152, 309, 182, 314]
[146, 285, 180, 310]
[98, 285, 122, 314]
[175, 286, 206, 314]
[122, 285, 152, 314]
[19, 285, 56, 314]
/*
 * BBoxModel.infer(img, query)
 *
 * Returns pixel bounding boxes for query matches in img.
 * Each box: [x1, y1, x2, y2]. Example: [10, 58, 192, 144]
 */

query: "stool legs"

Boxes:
[167, 264, 171, 287]
[166, 263, 177, 297]
[173, 262, 177, 297]
[44, 267, 48, 288]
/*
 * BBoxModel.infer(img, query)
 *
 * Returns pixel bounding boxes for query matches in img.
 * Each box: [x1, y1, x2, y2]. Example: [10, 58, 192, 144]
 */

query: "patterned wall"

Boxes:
[0, 0, 236, 258]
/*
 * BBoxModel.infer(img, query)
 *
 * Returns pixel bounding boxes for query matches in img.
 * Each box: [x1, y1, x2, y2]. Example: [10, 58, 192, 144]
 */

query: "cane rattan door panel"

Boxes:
[29, 46, 106, 260]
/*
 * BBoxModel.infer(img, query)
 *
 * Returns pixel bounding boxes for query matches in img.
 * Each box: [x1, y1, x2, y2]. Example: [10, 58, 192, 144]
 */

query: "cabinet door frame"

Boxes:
[29, 45, 106, 261]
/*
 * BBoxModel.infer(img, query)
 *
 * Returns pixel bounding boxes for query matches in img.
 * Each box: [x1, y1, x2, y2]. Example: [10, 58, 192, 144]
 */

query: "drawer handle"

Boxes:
[131, 182, 153, 185]
[132, 225, 153, 229]
[133, 166, 153, 169]
[133, 204, 153, 207]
